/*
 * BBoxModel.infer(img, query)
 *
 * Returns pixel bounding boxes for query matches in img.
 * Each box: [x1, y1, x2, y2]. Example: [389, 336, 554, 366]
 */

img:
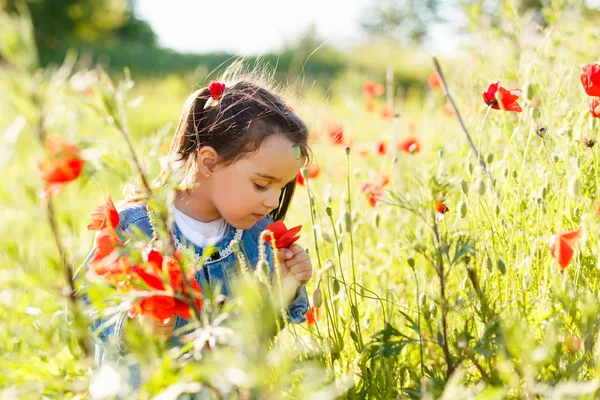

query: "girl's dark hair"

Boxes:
[167, 70, 309, 221]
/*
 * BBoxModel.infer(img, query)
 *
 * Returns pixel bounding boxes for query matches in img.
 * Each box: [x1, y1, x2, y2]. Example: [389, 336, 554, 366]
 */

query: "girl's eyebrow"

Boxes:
[255, 172, 281, 182]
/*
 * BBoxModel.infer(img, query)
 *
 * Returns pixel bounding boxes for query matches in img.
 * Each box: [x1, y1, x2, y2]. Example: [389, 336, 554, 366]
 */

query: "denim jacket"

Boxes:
[76, 201, 308, 389]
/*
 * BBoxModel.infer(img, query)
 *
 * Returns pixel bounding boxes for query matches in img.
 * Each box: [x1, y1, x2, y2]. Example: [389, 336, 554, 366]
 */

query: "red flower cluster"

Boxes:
[360, 174, 390, 208]
[581, 64, 600, 118]
[87, 197, 203, 320]
[482, 81, 522, 112]
[37, 135, 85, 198]
[131, 247, 203, 320]
[264, 220, 302, 249]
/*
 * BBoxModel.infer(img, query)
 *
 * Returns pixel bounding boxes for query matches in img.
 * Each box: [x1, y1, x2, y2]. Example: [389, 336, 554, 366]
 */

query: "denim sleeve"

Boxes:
[286, 285, 309, 324]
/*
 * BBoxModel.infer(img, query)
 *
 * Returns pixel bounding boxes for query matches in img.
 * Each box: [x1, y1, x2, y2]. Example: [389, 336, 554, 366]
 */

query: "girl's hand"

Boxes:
[138, 314, 175, 340]
[276, 243, 313, 286]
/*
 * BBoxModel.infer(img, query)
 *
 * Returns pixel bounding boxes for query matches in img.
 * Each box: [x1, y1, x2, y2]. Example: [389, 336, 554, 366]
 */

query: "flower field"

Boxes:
[4, 4, 600, 399]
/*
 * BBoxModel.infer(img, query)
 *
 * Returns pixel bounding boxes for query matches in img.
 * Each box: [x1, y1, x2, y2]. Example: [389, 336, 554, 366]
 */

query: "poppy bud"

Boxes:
[407, 257, 415, 268]
[332, 279, 341, 294]
[325, 207, 332, 217]
[419, 293, 427, 307]
[313, 286, 323, 308]
[458, 201, 468, 218]
[497, 259, 507, 274]
[465, 160, 473, 176]
[530, 107, 541, 119]
[476, 178, 486, 195]
[460, 180, 469, 195]
[343, 211, 352, 233]
[429, 302, 438, 317]
[485, 153, 494, 164]
[372, 211, 380, 228]
[524, 83, 536, 101]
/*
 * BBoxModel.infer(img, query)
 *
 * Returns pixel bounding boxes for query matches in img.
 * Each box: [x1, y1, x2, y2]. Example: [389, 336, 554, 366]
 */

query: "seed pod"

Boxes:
[407, 257, 415, 268]
[485, 153, 494, 164]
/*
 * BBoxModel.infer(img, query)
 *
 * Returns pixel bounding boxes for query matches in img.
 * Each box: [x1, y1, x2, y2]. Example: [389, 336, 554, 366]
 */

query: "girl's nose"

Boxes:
[263, 190, 280, 209]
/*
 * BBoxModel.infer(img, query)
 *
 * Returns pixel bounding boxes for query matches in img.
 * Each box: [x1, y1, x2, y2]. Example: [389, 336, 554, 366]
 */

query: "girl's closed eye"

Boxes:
[254, 182, 269, 192]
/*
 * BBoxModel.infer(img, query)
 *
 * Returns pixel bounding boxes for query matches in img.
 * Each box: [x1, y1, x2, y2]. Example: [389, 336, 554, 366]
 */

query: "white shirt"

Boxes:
[172, 205, 227, 248]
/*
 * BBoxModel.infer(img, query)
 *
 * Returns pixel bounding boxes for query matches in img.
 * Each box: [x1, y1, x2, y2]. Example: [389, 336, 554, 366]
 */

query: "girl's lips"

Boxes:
[252, 213, 265, 220]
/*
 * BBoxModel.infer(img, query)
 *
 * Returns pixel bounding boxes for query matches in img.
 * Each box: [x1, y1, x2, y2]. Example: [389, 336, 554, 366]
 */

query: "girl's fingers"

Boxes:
[277, 248, 293, 261]
[289, 261, 312, 275]
[293, 270, 312, 284]
[285, 252, 309, 268]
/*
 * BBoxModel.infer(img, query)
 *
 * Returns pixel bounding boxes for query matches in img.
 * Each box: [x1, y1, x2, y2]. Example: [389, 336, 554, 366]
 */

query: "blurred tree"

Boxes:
[2, 0, 156, 56]
[359, 0, 442, 45]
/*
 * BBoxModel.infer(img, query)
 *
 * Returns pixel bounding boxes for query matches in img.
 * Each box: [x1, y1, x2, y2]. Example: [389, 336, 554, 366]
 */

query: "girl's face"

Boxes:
[210, 134, 302, 229]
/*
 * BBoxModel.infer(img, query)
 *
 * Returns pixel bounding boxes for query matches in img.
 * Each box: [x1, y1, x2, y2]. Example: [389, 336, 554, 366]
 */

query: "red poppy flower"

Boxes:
[306, 306, 321, 325]
[364, 100, 375, 113]
[327, 123, 345, 145]
[87, 195, 120, 231]
[132, 248, 203, 320]
[88, 227, 130, 277]
[434, 201, 449, 214]
[360, 182, 385, 208]
[380, 105, 393, 119]
[264, 221, 302, 249]
[398, 137, 420, 154]
[360, 175, 390, 208]
[581, 63, 600, 97]
[208, 81, 226, 100]
[374, 140, 387, 155]
[550, 228, 581, 270]
[590, 97, 600, 118]
[37, 135, 85, 198]
[482, 81, 522, 112]
[296, 164, 320, 186]
[287, 105, 295, 113]
[428, 73, 441, 90]
[363, 81, 385, 98]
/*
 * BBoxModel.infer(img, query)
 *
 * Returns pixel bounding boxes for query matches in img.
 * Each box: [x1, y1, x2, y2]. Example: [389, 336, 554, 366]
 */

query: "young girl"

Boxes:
[79, 73, 313, 388]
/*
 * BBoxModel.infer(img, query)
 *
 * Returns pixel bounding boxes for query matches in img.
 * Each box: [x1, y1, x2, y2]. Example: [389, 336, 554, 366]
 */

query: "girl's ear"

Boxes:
[196, 146, 219, 177]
